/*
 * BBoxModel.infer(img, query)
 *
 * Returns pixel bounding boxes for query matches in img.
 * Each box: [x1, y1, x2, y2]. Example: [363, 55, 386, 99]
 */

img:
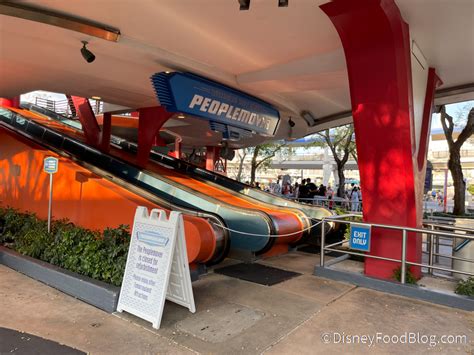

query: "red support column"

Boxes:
[100, 112, 112, 152]
[0, 96, 20, 108]
[70, 96, 113, 153]
[205, 146, 220, 172]
[320, 0, 441, 279]
[70, 96, 101, 148]
[137, 106, 173, 167]
[169, 139, 182, 159]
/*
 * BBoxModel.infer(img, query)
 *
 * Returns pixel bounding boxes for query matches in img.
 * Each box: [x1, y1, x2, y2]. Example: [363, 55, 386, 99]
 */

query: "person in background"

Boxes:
[351, 185, 360, 211]
[317, 184, 326, 197]
[293, 182, 300, 199]
[272, 178, 282, 195]
[306, 178, 318, 198]
[343, 190, 351, 210]
[326, 185, 334, 209]
[255, 182, 261, 190]
[298, 178, 309, 201]
[282, 181, 292, 196]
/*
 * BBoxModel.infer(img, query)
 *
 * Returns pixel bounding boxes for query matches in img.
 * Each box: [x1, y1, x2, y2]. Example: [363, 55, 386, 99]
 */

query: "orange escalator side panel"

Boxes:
[0, 127, 216, 264]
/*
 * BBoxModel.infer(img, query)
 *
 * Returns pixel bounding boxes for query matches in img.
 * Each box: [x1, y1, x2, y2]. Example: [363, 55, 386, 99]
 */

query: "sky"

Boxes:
[431, 100, 474, 130]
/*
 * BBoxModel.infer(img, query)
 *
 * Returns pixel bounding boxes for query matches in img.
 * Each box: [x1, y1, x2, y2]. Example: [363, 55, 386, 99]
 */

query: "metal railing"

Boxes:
[34, 97, 103, 117]
[284, 196, 362, 211]
[320, 214, 474, 284]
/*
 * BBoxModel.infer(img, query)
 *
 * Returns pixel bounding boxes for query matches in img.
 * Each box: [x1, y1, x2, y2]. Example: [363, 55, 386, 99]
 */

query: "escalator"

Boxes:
[0, 107, 310, 256]
[0, 108, 230, 265]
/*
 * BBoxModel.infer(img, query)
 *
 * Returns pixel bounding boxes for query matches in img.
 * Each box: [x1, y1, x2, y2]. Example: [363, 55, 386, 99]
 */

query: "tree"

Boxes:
[315, 124, 355, 197]
[235, 148, 250, 182]
[439, 104, 474, 215]
[249, 143, 285, 184]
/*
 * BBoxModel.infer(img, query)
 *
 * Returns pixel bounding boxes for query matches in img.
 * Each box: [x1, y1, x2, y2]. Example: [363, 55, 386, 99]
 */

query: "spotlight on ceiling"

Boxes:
[80, 41, 95, 63]
[301, 110, 317, 127]
[288, 117, 295, 127]
[238, 0, 250, 10]
[278, 0, 289, 7]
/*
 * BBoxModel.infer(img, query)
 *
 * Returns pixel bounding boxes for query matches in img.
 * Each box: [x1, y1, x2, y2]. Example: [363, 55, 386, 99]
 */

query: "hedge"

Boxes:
[0, 207, 130, 286]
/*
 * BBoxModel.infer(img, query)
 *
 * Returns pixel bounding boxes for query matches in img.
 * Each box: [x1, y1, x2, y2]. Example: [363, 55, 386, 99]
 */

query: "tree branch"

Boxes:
[454, 107, 474, 149]
[440, 105, 455, 146]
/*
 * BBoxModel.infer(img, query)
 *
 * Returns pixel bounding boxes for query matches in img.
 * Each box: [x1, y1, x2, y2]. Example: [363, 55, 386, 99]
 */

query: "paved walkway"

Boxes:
[0, 251, 472, 354]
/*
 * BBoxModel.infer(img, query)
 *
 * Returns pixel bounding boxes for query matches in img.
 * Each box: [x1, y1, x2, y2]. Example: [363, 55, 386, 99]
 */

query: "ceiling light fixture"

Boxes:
[238, 0, 250, 10]
[288, 117, 295, 127]
[80, 41, 95, 63]
[177, 114, 185, 119]
[301, 110, 317, 127]
[91, 96, 101, 100]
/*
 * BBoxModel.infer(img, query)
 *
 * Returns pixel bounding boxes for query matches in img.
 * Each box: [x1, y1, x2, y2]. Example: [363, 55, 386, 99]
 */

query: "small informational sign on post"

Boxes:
[349, 223, 371, 252]
[117, 207, 195, 329]
[43, 157, 58, 233]
[44, 157, 59, 174]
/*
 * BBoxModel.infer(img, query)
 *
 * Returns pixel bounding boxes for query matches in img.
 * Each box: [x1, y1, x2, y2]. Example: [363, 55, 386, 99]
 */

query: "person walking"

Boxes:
[351, 185, 360, 211]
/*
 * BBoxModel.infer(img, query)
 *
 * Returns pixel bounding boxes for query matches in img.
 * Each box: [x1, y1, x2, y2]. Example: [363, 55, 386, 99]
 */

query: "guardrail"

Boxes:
[320, 214, 474, 284]
[33, 97, 103, 116]
[284, 196, 363, 211]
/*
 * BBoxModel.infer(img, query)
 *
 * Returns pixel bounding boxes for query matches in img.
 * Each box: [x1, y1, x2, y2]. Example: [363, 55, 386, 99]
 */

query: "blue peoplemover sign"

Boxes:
[349, 223, 371, 252]
[150, 72, 280, 137]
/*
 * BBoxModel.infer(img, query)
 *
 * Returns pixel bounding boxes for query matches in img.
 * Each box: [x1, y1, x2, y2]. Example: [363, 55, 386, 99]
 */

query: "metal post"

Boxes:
[401, 229, 407, 284]
[320, 221, 326, 267]
[435, 235, 440, 263]
[47, 173, 53, 233]
[443, 169, 448, 213]
[428, 233, 434, 275]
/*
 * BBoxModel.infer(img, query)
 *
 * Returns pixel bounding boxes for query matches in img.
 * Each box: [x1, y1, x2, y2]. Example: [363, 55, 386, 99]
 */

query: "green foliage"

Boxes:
[455, 277, 474, 297]
[468, 184, 474, 196]
[249, 142, 287, 183]
[392, 266, 418, 284]
[0, 208, 130, 286]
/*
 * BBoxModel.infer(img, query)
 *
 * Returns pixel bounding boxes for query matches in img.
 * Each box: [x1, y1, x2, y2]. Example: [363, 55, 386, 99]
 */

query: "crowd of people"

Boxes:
[249, 177, 362, 211]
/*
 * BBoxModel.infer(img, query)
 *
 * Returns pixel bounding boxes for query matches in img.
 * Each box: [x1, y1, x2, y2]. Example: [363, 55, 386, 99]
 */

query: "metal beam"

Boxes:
[434, 83, 474, 106]
[0, 1, 120, 42]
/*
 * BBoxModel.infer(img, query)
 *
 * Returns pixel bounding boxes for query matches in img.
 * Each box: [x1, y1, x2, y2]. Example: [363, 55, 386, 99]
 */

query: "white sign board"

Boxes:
[117, 207, 195, 329]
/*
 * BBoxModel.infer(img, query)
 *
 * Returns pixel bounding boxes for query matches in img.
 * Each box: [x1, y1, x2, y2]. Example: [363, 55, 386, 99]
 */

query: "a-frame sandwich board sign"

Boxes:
[117, 207, 196, 329]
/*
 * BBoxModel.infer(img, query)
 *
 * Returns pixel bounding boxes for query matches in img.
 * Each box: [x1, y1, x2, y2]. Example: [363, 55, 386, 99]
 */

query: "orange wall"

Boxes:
[0, 127, 216, 263]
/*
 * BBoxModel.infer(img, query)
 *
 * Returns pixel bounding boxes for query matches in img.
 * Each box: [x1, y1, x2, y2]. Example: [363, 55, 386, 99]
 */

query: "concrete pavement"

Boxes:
[0, 250, 472, 354]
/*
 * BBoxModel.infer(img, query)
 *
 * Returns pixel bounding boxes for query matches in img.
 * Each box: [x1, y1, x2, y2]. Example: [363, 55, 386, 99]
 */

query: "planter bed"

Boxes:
[0, 246, 120, 313]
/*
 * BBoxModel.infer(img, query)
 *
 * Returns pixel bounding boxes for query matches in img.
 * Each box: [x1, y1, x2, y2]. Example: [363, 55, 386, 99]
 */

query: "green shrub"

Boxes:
[392, 266, 418, 284]
[0, 207, 130, 286]
[455, 277, 474, 297]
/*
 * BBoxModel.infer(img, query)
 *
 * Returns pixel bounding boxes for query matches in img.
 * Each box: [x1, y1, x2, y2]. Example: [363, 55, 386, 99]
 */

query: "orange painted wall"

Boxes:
[0, 127, 216, 263]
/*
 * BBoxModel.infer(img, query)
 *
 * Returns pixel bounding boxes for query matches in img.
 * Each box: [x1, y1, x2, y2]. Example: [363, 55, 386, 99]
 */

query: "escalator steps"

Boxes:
[214, 263, 301, 286]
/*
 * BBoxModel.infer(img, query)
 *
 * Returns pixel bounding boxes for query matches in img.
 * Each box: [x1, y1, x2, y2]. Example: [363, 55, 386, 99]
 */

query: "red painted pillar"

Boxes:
[320, 0, 441, 279]
[205, 146, 220, 172]
[100, 112, 112, 152]
[70, 96, 113, 153]
[0, 96, 20, 108]
[137, 106, 173, 167]
[169, 139, 182, 159]
[70, 96, 101, 148]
